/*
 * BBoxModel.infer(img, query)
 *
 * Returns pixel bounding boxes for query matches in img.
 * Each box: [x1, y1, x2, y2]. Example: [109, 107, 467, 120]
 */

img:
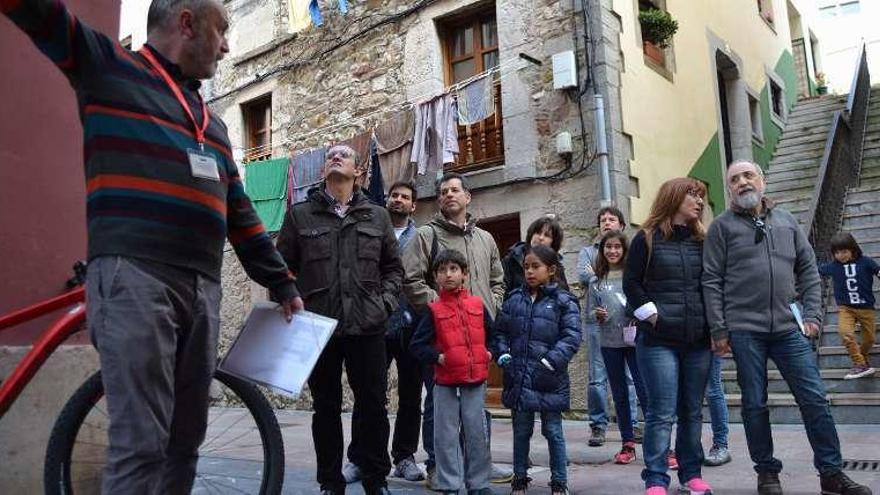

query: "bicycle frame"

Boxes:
[0, 286, 86, 418]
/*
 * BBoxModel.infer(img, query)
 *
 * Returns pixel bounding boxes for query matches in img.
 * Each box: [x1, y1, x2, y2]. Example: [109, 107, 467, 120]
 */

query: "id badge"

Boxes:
[187, 148, 220, 181]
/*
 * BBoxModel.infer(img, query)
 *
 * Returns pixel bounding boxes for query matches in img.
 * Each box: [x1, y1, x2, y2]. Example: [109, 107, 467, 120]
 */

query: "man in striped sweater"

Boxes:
[2, 0, 302, 492]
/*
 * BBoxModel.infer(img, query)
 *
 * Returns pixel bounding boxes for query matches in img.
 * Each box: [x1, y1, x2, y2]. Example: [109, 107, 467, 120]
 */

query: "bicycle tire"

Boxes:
[44, 369, 285, 494]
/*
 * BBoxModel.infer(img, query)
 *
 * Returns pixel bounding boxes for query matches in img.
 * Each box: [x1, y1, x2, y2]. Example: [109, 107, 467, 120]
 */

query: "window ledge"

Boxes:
[769, 112, 786, 130]
[760, 15, 777, 34]
[752, 133, 765, 146]
[643, 56, 674, 82]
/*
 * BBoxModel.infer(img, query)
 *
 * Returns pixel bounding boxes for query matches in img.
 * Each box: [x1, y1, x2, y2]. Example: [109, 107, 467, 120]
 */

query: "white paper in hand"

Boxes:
[219, 303, 337, 397]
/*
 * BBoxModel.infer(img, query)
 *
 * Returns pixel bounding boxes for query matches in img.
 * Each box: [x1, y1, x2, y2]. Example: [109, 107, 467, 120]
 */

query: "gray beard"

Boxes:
[732, 190, 762, 210]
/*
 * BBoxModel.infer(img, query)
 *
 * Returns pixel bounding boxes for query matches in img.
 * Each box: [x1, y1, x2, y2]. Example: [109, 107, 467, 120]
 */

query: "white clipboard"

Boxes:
[219, 303, 337, 398]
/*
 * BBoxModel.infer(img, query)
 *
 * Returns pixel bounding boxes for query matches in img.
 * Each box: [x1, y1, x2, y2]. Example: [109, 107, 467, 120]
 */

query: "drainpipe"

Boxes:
[593, 93, 612, 206]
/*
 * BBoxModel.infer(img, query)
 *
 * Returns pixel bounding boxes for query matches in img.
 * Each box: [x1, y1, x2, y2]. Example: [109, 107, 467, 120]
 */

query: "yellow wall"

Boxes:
[616, 0, 803, 223]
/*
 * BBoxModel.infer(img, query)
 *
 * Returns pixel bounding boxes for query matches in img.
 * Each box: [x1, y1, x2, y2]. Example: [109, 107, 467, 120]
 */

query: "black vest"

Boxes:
[640, 226, 709, 348]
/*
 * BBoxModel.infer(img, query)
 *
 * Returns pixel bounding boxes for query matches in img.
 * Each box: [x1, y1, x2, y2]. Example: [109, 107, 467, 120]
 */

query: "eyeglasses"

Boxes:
[686, 188, 705, 200]
[752, 217, 767, 244]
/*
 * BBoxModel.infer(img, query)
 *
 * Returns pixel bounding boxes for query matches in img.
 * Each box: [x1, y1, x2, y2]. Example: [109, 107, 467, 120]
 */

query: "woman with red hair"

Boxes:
[623, 178, 714, 495]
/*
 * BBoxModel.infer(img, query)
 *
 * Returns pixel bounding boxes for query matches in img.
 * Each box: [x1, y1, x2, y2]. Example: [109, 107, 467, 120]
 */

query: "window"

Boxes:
[440, 6, 504, 171]
[767, 76, 787, 125]
[757, 0, 774, 26]
[818, 0, 860, 18]
[638, 0, 673, 76]
[748, 92, 763, 143]
[242, 96, 272, 162]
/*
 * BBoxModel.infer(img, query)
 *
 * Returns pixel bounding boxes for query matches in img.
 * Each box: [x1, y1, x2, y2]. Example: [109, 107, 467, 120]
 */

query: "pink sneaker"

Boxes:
[683, 477, 713, 494]
[645, 487, 667, 495]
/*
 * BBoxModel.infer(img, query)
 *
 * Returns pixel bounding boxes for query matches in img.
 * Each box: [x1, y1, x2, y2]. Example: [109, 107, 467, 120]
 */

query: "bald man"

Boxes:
[2, 1, 301, 492]
[702, 161, 870, 495]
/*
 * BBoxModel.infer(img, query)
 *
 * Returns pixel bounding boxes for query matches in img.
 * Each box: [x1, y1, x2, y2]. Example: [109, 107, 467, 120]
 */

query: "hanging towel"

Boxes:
[288, 0, 312, 33]
[366, 139, 385, 206]
[456, 75, 495, 125]
[338, 0, 349, 14]
[244, 157, 289, 232]
[375, 108, 417, 192]
[309, 0, 323, 26]
[290, 147, 327, 204]
[411, 93, 459, 175]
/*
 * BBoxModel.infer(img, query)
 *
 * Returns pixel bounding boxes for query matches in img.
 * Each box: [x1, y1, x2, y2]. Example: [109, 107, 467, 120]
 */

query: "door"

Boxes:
[476, 213, 521, 408]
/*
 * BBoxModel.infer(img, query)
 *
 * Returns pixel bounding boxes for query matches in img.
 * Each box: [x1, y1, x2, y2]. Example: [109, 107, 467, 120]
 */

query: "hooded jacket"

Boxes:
[277, 186, 403, 336]
[402, 213, 505, 317]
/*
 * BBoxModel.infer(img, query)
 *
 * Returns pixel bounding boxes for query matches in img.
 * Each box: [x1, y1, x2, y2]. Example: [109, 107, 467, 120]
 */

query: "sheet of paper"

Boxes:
[790, 302, 806, 335]
[219, 303, 336, 397]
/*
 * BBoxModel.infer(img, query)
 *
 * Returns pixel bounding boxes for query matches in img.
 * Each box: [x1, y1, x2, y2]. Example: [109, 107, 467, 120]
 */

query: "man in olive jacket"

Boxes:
[702, 161, 871, 495]
[277, 144, 403, 495]
[401, 171, 508, 485]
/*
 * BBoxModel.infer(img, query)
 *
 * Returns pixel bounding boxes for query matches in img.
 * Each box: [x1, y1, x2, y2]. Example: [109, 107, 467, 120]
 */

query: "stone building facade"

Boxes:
[208, 0, 635, 413]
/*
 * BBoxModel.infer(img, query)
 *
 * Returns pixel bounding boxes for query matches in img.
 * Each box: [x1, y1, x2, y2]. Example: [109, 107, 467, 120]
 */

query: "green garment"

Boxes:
[244, 158, 289, 232]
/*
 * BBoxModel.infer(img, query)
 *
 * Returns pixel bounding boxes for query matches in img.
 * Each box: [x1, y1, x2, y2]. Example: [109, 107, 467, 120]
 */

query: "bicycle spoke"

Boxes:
[200, 426, 259, 456]
[200, 409, 252, 452]
[196, 470, 264, 481]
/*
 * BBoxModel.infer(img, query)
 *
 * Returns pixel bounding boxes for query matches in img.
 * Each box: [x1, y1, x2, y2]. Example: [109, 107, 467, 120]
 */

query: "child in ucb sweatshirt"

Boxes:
[410, 249, 494, 495]
[819, 232, 880, 380]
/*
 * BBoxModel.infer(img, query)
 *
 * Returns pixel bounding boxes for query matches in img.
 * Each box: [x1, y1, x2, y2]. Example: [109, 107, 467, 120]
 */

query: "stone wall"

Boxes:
[210, 0, 618, 413]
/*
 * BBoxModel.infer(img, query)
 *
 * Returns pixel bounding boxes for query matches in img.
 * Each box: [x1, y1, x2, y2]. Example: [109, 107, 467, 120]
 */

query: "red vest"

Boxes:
[429, 289, 490, 385]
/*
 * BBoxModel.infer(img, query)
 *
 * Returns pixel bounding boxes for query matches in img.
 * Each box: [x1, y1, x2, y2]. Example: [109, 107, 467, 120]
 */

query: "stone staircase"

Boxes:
[718, 89, 880, 424]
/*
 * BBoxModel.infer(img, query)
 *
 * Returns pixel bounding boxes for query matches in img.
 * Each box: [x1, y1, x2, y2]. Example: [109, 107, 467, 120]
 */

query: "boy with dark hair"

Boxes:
[410, 249, 494, 495]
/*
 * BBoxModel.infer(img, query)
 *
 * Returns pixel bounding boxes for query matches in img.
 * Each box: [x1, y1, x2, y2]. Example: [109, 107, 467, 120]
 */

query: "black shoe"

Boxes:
[588, 427, 606, 447]
[320, 488, 344, 495]
[550, 480, 569, 495]
[364, 486, 391, 495]
[757, 472, 783, 495]
[510, 476, 531, 495]
[820, 471, 873, 495]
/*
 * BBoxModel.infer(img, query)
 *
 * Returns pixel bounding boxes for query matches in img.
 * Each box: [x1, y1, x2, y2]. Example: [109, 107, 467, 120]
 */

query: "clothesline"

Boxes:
[236, 56, 527, 160]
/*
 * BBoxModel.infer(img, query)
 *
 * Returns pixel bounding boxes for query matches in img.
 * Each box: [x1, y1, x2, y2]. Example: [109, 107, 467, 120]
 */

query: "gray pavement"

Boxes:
[199, 409, 880, 494]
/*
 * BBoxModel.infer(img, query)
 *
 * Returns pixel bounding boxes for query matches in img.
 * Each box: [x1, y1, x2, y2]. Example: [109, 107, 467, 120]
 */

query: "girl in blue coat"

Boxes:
[493, 244, 582, 495]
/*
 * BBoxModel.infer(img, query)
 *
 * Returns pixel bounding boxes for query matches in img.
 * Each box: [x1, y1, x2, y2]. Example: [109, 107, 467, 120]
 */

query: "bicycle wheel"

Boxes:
[44, 369, 285, 494]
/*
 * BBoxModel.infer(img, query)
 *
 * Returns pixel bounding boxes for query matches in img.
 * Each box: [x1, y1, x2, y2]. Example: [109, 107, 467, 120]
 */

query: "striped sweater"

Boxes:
[3, 0, 299, 299]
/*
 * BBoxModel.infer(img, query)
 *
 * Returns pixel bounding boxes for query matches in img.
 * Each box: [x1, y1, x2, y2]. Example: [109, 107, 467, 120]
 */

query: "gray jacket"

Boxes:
[702, 198, 822, 342]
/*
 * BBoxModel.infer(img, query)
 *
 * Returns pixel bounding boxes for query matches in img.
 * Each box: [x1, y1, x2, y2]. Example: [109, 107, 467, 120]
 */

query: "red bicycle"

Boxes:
[0, 262, 285, 494]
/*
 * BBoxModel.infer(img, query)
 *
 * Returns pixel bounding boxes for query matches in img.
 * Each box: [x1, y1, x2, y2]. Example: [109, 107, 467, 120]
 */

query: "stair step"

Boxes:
[763, 176, 819, 193]
[720, 369, 880, 394]
[769, 154, 824, 170]
[819, 346, 880, 368]
[765, 167, 821, 183]
[819, 326, 875, 347]
[719, 393, 880, 424]
[842, 210, 880, 228]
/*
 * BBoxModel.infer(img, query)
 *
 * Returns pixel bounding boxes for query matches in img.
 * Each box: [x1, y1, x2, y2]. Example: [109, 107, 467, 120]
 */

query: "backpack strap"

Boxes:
[425, 224, 440, 289]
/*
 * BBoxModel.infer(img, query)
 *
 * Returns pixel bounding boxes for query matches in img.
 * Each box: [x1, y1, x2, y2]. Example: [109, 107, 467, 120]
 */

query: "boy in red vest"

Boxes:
[410, 249, 494, 495]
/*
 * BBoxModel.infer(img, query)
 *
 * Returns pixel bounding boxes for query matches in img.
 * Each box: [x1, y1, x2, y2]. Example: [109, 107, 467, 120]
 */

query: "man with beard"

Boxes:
[402, 172, 510, 487]
[702, 161, 871, 495]
[344, 181, 425, 483]
[278, 145, 403, 495]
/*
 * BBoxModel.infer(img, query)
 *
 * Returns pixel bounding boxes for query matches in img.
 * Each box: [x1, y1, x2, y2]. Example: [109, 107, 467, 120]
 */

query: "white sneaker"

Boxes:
[844, 365, 876, 380]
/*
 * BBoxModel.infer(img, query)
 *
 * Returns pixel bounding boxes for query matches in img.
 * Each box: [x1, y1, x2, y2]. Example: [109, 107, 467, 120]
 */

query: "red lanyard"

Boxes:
[140, 46, 210, 149]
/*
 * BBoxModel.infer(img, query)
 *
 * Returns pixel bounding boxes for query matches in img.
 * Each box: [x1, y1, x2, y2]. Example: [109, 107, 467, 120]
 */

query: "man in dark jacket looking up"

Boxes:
[277, 144, 404, 495]
[343, 181, 425, 483]
[702, 160, 871, 495]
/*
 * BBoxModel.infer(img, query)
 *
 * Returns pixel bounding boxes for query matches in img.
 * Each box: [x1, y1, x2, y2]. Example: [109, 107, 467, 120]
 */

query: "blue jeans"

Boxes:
[587, 325, 639, 430]
[636, 337, 711, 489]
[512, 410, 567, 483]
[704, 354, 730, 448]
[601, 347, 648, 442]
[729, 329, 842, 476]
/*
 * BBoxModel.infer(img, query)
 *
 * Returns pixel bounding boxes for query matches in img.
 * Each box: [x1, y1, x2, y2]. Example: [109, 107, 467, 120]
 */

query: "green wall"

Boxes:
[689, 50, 798, 214]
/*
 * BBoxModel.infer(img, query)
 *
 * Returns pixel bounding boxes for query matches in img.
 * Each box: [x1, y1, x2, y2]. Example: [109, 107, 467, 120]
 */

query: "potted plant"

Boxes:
[639, 8, 679, 48]
[815, 72, 828, 95]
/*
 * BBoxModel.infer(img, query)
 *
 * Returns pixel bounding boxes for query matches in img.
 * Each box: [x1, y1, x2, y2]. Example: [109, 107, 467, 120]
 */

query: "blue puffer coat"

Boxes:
[492, 284, 582, 412]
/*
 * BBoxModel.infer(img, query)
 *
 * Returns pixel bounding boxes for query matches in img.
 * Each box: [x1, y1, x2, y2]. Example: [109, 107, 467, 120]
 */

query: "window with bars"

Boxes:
[242, 95, 272, 162]
[440, 7, 504, 171]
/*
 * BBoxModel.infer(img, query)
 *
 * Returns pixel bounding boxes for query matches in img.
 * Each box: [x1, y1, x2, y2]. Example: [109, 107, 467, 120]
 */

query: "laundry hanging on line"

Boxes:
[244, 157, 289, 232]
[374, 107, 417, 193]
[288, 0, 348, 33]
[411, 93, 460, 175]
[456, 74, 496, 125]
[289, 147, 327, 205]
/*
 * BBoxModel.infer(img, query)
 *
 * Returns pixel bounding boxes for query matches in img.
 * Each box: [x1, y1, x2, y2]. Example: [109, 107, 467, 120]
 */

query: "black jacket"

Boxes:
[501, 241, 569, 300]
[623, 226, 709, 349]
[277, 186, 403, 336]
